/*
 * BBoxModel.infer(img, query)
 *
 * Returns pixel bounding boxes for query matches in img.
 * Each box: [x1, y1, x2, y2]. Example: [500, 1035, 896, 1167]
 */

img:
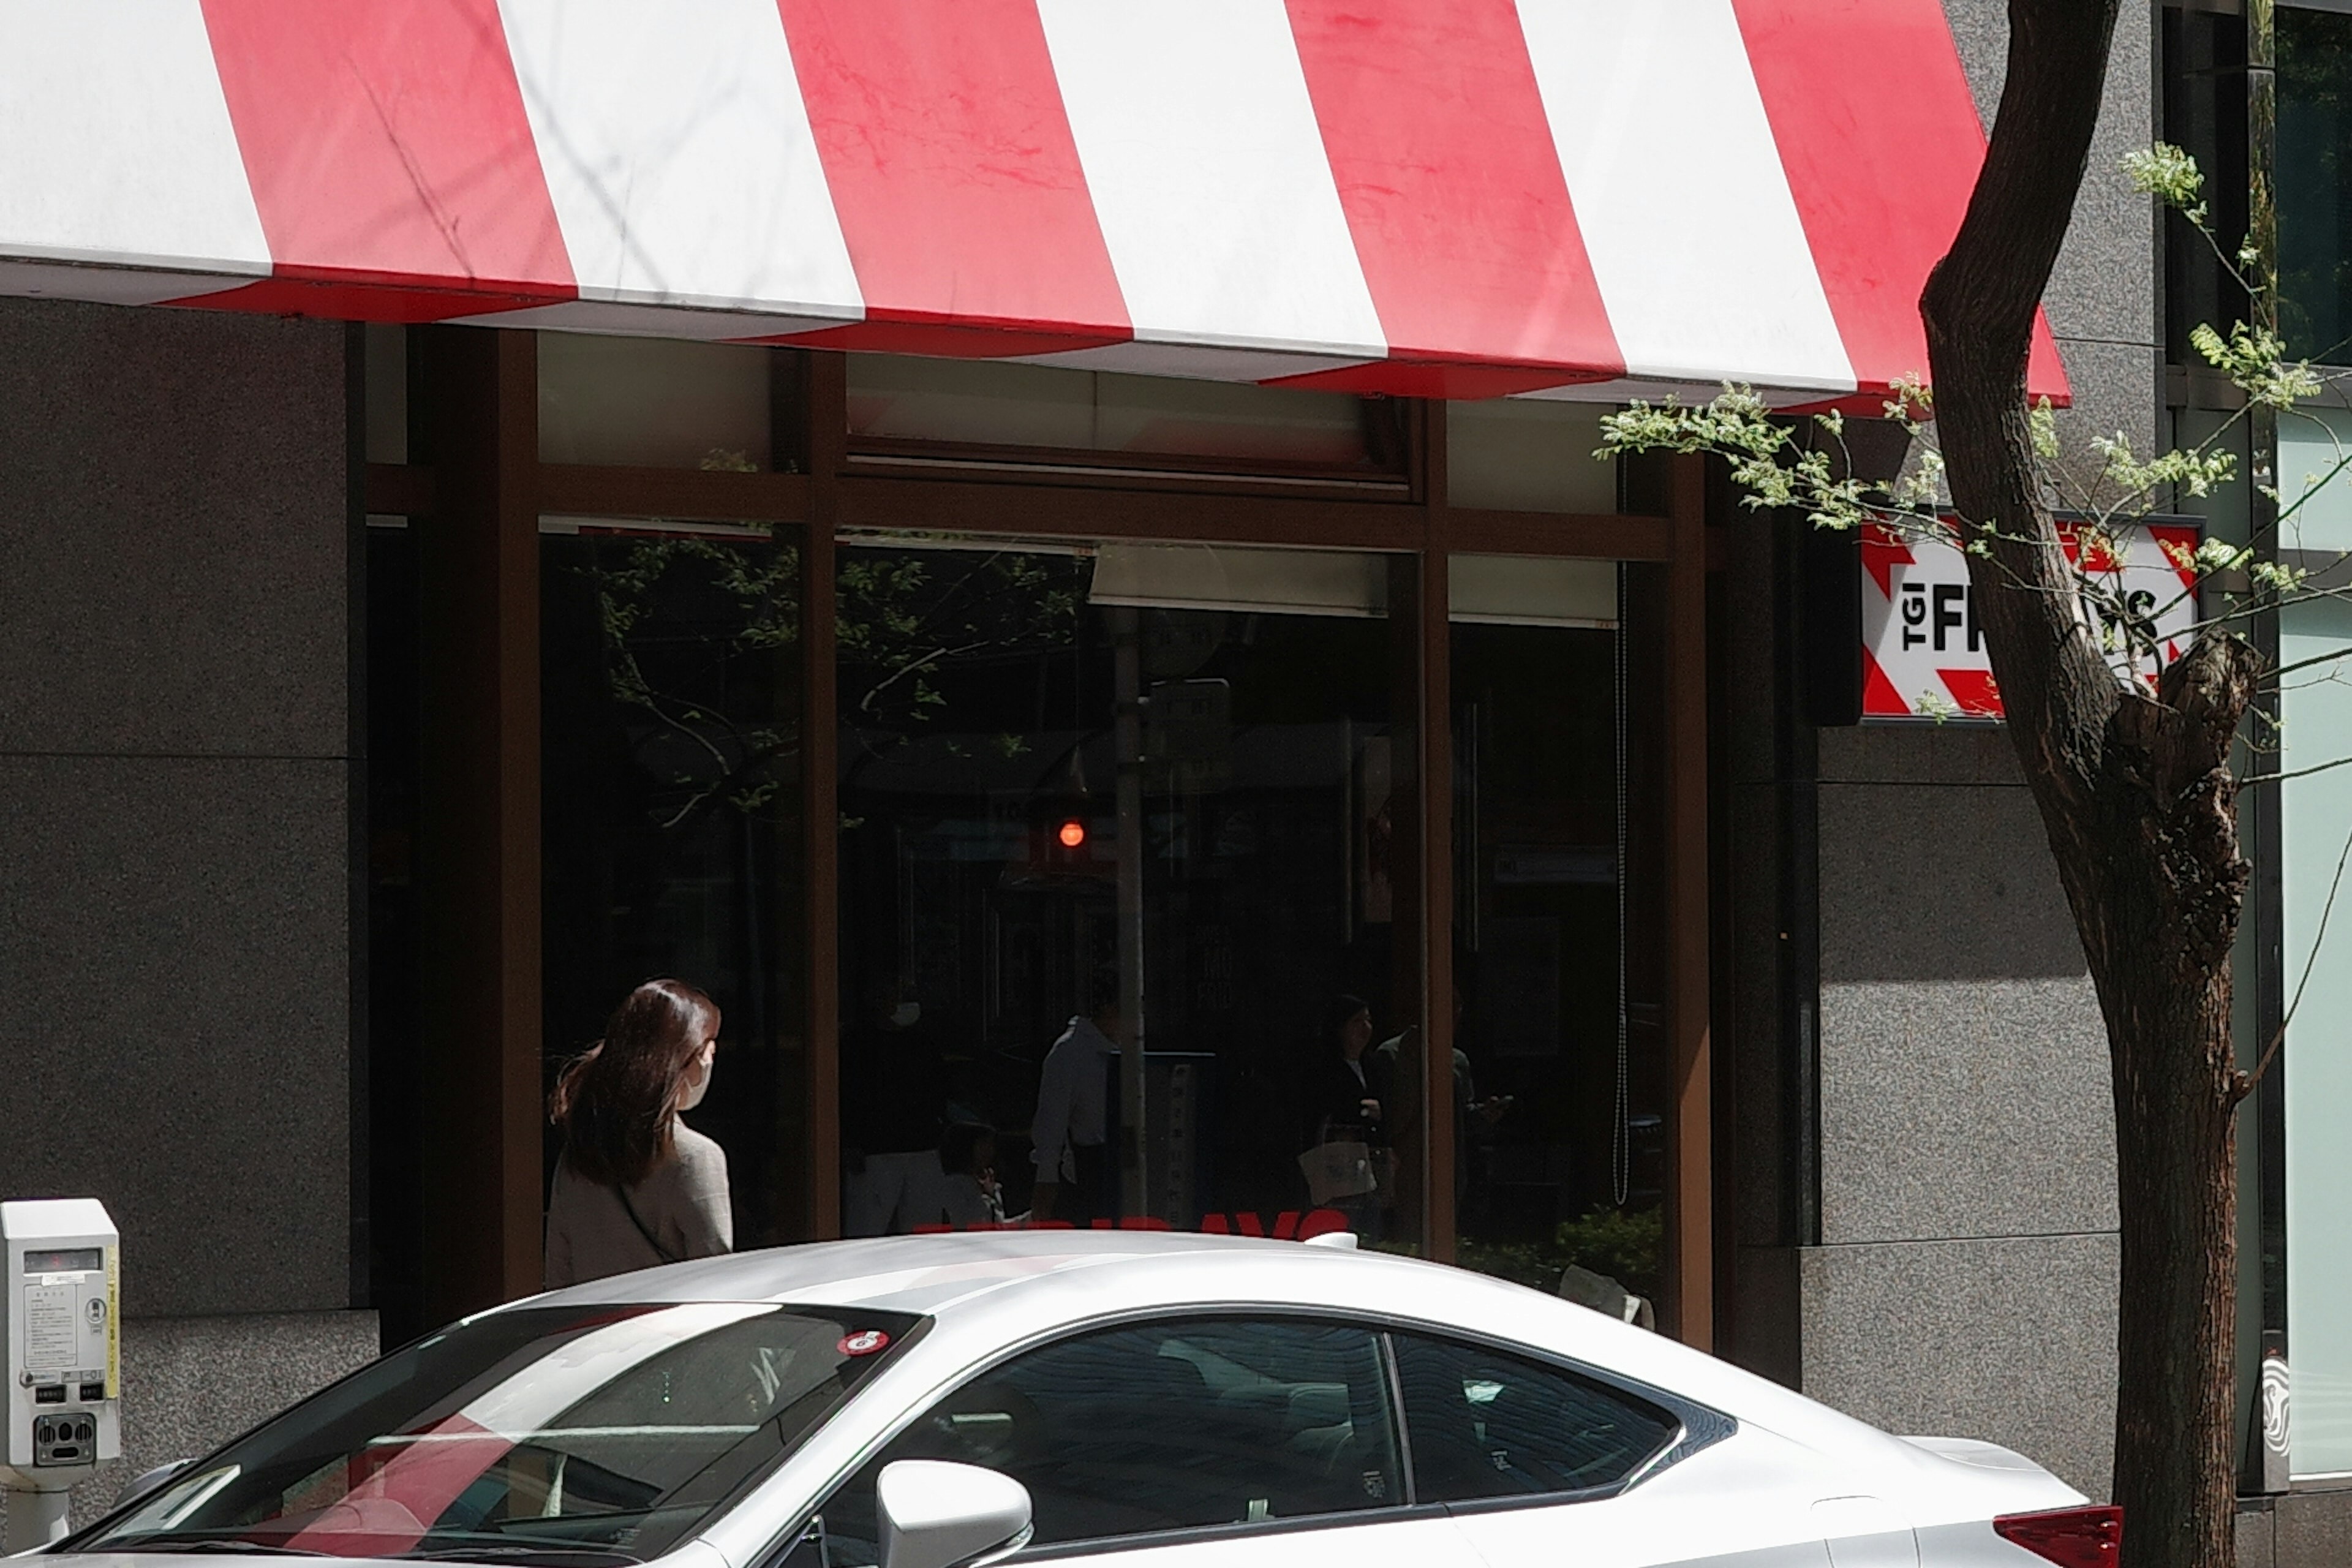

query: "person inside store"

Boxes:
[1029, 970, 1122, 1224]
[543, 978, 731, 1286]
[1371, 978, 1511, 1207]
[1300, 993, 1387, 1240]
[934, 1120, 1006, 1229]
[841, 979, 949, 1235]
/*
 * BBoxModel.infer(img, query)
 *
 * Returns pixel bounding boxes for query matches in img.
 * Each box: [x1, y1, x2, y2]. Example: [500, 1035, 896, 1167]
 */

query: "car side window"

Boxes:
[1391, 1333, 1681, 1503]
[795, 1318, 1400, 1564]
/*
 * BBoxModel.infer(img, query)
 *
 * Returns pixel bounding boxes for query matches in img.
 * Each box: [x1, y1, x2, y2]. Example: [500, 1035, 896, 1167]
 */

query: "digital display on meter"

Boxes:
[20, 1250, 99, 1275]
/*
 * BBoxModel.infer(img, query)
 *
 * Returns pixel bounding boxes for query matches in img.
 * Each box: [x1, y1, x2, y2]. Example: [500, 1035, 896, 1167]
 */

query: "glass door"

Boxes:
[1449, 555, 1666, 1309]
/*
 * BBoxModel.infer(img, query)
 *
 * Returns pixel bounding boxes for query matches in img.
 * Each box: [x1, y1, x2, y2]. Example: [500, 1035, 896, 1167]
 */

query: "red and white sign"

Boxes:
[1861, 516, 2203, 720]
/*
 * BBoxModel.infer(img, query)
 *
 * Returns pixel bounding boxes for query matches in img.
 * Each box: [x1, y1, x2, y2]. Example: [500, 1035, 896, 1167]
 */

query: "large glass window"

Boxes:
[797, 1317, 1398, 1563]
[366, 519, 426, 1346]
[2281, 8, 2352, 361]
[2281, 596, 2352, 1477]
[833, 537, 1422, 1239]
[845, 355, 1407, 477]
[2277, 404, 2352, 556]
[539, 334, 799, 472]
[1446, 401, 1618, 515]
[1449, 562, 1665, 1307]
[541, 518, 807, 1248]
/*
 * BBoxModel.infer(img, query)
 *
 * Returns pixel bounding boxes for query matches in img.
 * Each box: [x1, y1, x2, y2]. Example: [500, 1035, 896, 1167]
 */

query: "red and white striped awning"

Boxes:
[0, 0, 2068, 405]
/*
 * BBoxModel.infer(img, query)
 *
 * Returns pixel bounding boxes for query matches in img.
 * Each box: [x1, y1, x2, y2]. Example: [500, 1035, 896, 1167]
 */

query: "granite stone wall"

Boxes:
[0, 298, 377, 1528]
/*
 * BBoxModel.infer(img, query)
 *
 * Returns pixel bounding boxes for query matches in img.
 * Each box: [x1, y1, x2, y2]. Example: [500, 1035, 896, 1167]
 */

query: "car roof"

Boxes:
[517, 1229, 1374, 1318]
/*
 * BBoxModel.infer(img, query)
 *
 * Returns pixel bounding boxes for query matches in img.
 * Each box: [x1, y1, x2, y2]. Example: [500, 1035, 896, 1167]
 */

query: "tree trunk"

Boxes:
[1920, 4, 2264, 1566]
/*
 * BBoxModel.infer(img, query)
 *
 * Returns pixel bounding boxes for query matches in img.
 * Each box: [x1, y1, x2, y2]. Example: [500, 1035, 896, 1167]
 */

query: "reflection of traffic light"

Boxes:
[1044, 810, 1093, 872]
[1031, 745, 1096, 876]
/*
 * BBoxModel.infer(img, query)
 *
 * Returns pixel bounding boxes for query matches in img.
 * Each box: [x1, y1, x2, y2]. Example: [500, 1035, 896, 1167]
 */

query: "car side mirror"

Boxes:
[876, 1460, 1033, 1568]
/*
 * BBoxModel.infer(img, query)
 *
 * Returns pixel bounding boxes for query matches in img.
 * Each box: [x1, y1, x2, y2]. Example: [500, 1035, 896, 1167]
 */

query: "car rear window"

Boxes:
[1391, 1332, 1681, 1501]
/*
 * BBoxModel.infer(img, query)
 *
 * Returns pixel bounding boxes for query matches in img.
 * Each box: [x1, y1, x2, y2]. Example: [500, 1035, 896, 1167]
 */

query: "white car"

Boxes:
[58, 1232, 2116, 1568]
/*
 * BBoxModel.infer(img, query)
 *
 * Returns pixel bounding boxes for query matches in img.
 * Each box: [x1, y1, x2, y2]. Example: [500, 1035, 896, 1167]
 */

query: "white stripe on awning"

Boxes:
[496, 0, 863, 320]
[1037, 0, 1387, 360]
[1514, 0, 1855, 392]
[0, 1, 268, 278]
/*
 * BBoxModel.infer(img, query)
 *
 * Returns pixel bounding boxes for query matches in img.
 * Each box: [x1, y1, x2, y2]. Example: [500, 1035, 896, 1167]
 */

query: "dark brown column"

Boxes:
[1664, 453, 1714, 1348]
[802, 352, 846, 1240]
[415, 326, 542, 1324]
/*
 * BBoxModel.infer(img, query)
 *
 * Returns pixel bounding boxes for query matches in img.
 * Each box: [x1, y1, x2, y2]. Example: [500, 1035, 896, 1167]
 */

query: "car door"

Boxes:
[1389, 1330, 1836, 1568]
[785, 1315, 1484, 1568]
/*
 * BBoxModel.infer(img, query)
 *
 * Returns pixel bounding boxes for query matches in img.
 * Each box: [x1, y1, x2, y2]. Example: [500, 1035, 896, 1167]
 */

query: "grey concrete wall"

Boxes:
[0, 1310, 379, 1538]
[2239, 1489, 2352, 1568]
[1803, 726, 2120, 1498]
[0, 298, 357, 1317]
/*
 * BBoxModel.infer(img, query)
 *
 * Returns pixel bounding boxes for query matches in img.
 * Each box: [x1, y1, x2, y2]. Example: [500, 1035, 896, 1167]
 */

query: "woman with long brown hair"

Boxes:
[545, 979, 731, 1286]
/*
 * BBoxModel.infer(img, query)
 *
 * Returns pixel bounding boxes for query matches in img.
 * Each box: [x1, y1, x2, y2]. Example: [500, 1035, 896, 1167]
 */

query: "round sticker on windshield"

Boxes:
[839, 1329, 891, 1357]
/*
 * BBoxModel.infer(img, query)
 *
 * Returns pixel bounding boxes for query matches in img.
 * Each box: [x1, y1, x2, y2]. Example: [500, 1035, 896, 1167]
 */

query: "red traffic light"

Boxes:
[1056, 818, 1087, 850]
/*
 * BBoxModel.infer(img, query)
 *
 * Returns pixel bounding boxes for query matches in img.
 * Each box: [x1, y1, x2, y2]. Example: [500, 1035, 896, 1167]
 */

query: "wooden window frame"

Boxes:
[378, 339, 1712, 1349]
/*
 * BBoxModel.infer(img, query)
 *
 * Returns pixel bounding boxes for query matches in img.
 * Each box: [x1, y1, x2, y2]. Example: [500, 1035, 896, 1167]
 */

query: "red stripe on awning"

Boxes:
[194, 0, 571, 308]
[1266, 360, 1609, 400]
[169, 280, 568, 325]
[776, 0, 1128, 349]
[1732, 0, 2068, 405]
[1285, 0, 1619, 383]
[767, 320, 1124, 357]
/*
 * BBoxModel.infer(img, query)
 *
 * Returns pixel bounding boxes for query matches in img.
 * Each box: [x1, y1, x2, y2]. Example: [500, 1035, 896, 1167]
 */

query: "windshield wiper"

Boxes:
[105, 1539, 330, 1556]
[398, 1547, 644, 1565]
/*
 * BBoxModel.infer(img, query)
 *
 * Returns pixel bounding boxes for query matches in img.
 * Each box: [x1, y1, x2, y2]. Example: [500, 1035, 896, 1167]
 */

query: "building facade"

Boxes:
[3, 1, 2342, 1561]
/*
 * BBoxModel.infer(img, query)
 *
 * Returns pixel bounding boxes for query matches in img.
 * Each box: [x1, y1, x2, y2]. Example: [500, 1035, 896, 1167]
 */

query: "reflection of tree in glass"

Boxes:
[585, 531, 801, 831]
[835, 548, 1086, 766]
[585, 535, 1084, 830]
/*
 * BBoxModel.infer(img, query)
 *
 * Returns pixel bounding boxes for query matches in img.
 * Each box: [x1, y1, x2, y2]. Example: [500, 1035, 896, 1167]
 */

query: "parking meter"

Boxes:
[1, 1199, 119, 1550]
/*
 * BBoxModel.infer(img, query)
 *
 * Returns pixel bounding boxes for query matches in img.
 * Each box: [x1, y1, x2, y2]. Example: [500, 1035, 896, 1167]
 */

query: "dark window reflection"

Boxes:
[366, 522, 424, 1347]
[541, 524, 805, 1249]
[1392, 1332, 1677, 1499]
[1450, 593, 1665, 1306]
[797, 1317, 1398, 1563]
[2283, 9, 2352, 362]
[835, 542, 1415, 1236]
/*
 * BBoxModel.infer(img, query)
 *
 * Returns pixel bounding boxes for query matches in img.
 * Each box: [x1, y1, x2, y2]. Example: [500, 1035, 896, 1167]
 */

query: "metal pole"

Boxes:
[1110, 608, 1148, 1217]
[4, 1486, 74, 1553]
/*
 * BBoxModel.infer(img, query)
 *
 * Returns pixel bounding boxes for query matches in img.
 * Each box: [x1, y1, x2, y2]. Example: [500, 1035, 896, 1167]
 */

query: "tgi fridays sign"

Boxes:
[1861, 516, 2203, 720]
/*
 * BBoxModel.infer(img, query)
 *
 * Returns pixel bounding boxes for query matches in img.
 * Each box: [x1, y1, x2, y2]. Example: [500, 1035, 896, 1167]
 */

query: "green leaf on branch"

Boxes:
[2122, 141, 2207, 224]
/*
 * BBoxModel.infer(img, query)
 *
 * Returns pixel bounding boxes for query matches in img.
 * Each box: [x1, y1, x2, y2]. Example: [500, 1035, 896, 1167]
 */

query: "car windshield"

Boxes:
[74, 1302, 918, 1565]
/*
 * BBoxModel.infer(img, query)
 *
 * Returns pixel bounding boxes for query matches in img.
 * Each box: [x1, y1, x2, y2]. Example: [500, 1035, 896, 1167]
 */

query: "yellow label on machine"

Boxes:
[105, 1245, 119, 1399]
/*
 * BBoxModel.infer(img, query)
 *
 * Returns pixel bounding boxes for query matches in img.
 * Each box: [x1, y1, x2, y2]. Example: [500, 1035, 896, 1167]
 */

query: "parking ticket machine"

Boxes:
[1, 1199, 120, 1549]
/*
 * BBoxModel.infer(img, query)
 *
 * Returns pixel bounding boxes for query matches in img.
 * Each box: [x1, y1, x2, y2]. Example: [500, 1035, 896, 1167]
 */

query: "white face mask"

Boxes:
[679, 1047, 715, 1111]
